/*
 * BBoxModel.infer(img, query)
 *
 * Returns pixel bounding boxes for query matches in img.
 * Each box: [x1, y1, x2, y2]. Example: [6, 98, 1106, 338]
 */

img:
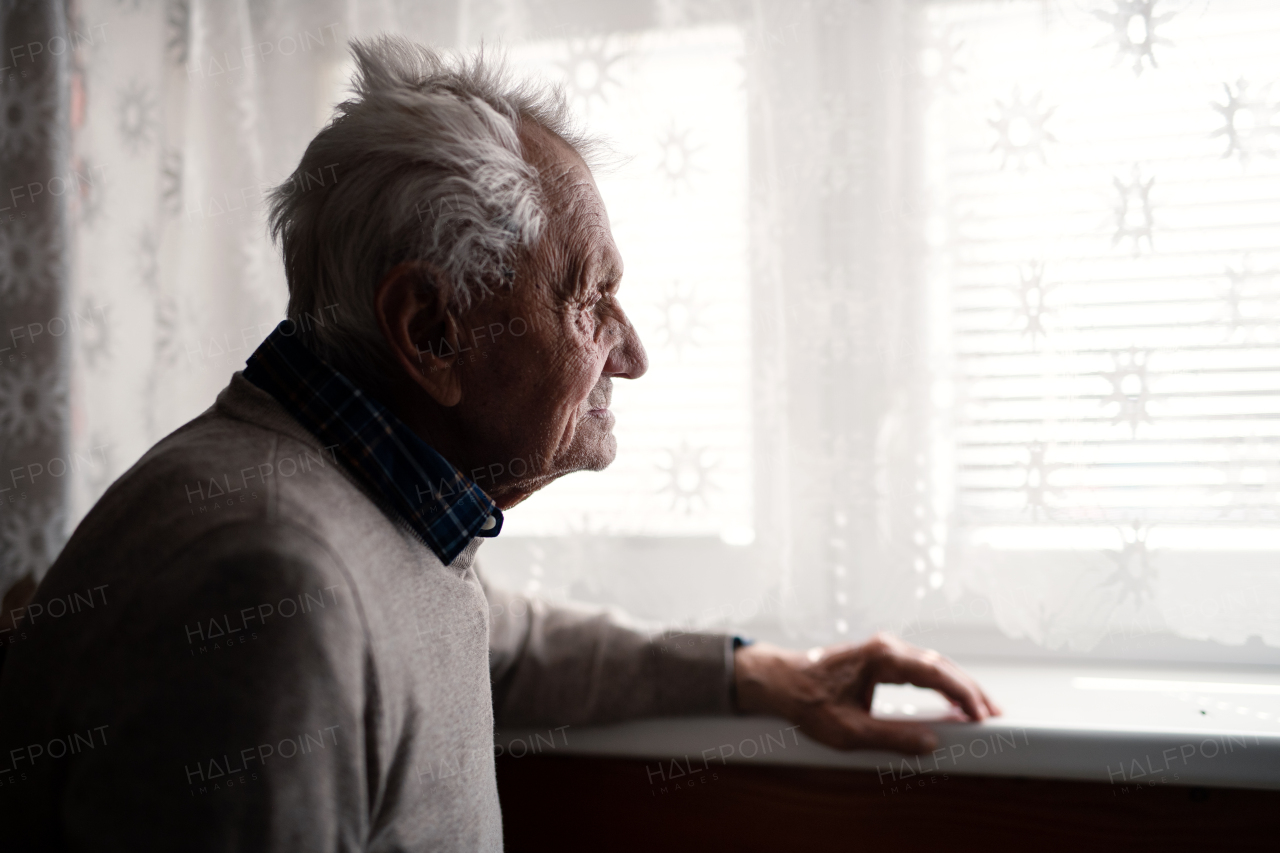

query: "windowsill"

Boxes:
[496, 661, 1280, 791]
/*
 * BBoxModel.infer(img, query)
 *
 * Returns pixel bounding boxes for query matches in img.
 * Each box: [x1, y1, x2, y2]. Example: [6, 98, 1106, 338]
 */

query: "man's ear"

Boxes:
[375, 261, 464, 407]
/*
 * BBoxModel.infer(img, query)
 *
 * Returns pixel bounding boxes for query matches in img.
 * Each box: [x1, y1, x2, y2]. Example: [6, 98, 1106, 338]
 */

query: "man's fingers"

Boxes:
[873, 652, 990, 721]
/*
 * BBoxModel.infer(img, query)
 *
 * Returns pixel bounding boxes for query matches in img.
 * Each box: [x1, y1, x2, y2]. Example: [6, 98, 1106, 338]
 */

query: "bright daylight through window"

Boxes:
[926, 0, 1280, 659]
[481, 1, 1280, 666]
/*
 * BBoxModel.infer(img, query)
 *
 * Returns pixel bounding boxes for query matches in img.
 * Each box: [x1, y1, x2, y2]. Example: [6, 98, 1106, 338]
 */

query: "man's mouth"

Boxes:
[586, 379, 612, 419]
[586, 376, 614, 420]
[586, 396, 612, 419]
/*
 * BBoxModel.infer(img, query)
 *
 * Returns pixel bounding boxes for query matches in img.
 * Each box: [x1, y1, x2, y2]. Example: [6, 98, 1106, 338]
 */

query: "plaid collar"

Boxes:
[242, 321, 502, 565]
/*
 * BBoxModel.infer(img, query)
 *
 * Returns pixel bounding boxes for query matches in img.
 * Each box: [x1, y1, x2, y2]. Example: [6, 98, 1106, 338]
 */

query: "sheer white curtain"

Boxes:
[918, 0, 1280, 659]
[8, 0, 1275, 664]
[475, 0, 1280, 663]
[63, 0, 376, 520]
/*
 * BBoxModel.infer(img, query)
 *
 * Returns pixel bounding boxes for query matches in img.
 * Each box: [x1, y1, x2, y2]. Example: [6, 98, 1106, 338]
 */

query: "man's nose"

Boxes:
[603, 308, 648, 380]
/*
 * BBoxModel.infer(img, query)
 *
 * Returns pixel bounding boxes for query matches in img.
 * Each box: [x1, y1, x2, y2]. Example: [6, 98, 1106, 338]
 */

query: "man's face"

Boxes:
[446, 124, 647, 505]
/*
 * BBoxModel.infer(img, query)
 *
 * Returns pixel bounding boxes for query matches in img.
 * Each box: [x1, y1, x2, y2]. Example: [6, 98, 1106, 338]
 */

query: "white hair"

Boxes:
[268, 35, 594, 398]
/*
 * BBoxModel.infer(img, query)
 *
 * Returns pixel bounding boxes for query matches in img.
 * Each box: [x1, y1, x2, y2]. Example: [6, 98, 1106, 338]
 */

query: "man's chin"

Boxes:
[537, 433, 617, 483]
[582, 434, 617, 471]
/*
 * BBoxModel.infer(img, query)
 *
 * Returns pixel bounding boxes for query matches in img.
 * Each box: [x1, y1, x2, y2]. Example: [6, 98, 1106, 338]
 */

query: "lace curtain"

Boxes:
[2, 0, 1276, 663]
[0, 0, 71, 592]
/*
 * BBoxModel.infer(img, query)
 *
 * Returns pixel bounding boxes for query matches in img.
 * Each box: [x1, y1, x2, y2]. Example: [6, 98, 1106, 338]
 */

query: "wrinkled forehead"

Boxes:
[520, 121, 607, 225]
[518, 120, 621, 280]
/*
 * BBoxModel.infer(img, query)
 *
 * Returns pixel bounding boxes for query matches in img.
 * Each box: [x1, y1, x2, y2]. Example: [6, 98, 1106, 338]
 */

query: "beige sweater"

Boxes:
[0, 374, 735, 852]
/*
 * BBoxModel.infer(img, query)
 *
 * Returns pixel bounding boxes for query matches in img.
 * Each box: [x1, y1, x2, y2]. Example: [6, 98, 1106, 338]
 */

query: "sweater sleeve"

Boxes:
[6, 522, 371, 853]
[481, 569, 737, 728]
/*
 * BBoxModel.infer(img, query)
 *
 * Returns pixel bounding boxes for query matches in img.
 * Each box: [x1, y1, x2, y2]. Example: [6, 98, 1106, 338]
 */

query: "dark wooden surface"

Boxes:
[497, 753, 1280, 852]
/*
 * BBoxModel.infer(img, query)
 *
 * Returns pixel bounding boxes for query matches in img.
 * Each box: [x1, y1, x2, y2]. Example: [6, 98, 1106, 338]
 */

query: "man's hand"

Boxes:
[733, 633, 1001, 755]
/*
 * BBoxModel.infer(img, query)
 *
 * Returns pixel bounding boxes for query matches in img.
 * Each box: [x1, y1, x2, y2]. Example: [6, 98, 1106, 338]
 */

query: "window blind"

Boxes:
[930, 0, 1280, 554]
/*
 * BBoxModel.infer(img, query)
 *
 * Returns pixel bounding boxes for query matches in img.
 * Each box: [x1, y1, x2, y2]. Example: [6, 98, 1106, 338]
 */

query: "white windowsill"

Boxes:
[496, 661, 1280, 791]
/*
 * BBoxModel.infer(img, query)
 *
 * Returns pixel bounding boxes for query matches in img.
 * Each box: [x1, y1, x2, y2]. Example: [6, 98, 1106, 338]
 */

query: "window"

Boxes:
[922, 0, 1280, 659]
[484, 3, 1280, 664]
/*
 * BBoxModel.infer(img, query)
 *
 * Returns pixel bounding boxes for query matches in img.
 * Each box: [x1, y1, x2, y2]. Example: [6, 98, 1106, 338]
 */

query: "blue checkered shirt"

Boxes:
[242, 321, 502, 564]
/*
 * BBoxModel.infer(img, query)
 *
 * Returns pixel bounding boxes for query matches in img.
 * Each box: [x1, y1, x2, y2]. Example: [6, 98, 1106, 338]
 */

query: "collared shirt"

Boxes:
[242, 321, 502, 564]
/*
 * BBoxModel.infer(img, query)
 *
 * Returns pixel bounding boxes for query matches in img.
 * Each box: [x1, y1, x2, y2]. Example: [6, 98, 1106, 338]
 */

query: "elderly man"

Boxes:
[0, 37, 997, 851]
